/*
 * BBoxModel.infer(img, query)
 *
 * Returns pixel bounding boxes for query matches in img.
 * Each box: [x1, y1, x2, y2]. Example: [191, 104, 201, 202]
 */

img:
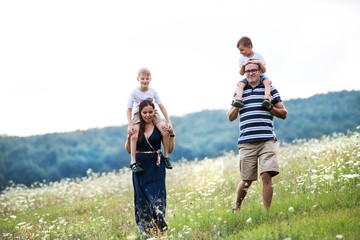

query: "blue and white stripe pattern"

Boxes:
[232, 83, 282, 144]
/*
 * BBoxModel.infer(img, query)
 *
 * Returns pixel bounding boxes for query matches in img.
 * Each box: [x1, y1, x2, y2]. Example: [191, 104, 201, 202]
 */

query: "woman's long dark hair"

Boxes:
[138, 100, 155, 144]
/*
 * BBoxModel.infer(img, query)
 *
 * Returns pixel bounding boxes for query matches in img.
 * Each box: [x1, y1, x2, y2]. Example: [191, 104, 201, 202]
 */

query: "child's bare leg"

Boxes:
[130, 124, 140, 165]
[156, 121, 170, 158]
[263, 79, 271, 103]
[233, 81, 246, 108]
[236, 81, 246, 101]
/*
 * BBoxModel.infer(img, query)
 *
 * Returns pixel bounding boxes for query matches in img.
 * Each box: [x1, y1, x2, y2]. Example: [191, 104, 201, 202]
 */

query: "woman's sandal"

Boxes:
[130, 163, 144, 173]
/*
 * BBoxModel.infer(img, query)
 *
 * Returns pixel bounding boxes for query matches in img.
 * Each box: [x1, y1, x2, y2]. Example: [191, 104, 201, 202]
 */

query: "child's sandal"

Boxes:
[130, 163, 144, 173]
[262, 99, 270, 108]
[233, 100, 244, 108]
[164, 158, 173, 169]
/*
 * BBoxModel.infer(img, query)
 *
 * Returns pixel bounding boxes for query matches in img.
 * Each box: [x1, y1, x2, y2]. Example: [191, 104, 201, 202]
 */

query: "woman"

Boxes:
[125, 99, 175, 237]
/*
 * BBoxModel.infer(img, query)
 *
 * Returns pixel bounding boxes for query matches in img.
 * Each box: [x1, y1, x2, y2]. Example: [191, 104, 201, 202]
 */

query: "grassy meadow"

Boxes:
[1, 132, 360, 239]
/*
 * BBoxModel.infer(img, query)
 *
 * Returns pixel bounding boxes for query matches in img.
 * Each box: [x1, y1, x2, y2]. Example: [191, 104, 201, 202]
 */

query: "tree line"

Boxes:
[1, 90, 359, 190]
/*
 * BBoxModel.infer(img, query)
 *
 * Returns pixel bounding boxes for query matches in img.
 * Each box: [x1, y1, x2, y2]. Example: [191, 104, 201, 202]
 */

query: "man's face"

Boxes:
[244, 63, 261, 86]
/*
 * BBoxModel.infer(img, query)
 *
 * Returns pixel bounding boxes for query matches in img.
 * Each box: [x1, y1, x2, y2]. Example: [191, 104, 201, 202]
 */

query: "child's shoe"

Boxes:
[130, 163, 144, 173]
[233, 100, 244, 108]
[164, 158, 173, 169]
[262, 99, 270, 108]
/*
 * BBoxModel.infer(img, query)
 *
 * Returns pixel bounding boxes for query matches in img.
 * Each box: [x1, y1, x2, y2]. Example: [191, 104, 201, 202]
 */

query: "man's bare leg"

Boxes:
[234, 180, 252, 212]
[261, 172, 273, 211]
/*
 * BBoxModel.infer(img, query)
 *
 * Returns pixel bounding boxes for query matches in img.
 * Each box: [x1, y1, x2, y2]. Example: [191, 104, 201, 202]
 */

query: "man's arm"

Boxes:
[227, 105, 239, 122]
[269, 102, 287, 120]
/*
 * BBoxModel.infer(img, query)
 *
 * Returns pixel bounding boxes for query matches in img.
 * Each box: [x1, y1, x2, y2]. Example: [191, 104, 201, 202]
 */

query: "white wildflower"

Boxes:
[246, 217, 252, 223]
[288, 206, 294, 213]
[341, 174, 359, 179]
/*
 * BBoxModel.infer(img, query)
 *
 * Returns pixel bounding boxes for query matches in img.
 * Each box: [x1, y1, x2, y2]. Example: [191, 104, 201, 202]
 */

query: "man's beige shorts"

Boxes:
[238, 140, 279, 181]
[132, 110, 164, 125]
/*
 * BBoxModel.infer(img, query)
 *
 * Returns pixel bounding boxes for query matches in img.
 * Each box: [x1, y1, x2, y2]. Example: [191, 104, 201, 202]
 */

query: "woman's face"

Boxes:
[140, 105, 155, 123]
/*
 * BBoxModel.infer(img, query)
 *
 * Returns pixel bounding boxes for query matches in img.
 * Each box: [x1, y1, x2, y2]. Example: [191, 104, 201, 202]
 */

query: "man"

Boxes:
[227, 61, 287, 212]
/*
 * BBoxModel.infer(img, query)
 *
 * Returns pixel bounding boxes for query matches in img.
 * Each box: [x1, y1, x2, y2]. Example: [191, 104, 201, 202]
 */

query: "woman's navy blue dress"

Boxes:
[132, 126, 167, 235]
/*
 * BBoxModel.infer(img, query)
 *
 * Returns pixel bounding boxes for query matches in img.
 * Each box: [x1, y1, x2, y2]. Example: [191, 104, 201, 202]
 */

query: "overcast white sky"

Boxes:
[1, 0, 359, 136]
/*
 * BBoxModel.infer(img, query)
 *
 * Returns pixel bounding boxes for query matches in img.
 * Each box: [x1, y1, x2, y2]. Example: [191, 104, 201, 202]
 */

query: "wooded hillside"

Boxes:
[1, 90, 359, 189]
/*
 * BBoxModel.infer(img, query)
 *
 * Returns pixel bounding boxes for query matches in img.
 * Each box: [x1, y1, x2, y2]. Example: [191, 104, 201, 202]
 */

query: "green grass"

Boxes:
[1, 133, 360, 239]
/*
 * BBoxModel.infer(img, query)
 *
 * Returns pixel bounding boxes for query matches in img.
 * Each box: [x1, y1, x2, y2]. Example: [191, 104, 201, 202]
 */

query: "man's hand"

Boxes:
[234, 93, 243, 102]
[264, 94, 272, 103]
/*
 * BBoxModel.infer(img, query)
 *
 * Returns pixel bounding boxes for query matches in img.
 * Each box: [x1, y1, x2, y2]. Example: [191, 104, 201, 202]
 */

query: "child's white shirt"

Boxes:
[127, 87, 162, 114]
[239, 52, 266, 68]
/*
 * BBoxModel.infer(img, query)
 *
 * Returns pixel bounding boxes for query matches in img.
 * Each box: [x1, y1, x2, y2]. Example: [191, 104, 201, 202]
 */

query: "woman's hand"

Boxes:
[127, 124, 136, 135]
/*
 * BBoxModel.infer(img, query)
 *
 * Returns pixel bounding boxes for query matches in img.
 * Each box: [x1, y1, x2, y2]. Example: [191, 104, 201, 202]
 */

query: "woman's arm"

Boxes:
[168, 129, 175, 154]
[125, 134, 131, 154]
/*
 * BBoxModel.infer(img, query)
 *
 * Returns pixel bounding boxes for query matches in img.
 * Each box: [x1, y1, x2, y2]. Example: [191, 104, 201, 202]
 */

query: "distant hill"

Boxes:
[274, 90, 360, 142]
[1, 90, 359, 189]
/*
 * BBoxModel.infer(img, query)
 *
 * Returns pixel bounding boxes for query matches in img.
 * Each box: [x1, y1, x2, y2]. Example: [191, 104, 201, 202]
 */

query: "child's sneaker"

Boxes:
[233, 100, 244, 108]
[262, 99, 270, 108]
[164, 158, 173, 169]
[130, 163, 144, 173]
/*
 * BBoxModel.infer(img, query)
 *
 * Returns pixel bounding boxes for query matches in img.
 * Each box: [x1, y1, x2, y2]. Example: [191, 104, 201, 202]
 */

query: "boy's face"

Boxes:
[238, 44, 252, 58]
[137, 73, 152, 88]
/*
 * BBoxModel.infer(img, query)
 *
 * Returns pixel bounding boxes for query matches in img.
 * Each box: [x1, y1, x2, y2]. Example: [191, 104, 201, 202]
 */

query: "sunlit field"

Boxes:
[1, 133, 360, 239]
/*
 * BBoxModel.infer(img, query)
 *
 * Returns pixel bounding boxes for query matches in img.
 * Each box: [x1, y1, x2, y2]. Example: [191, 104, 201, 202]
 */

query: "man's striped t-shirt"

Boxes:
[232, 83, 282, 144]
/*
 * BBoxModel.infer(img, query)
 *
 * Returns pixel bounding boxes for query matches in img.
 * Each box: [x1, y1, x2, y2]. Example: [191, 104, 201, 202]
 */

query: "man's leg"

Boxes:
[261, 172, 273, 211]
[234, 180, 252, 212]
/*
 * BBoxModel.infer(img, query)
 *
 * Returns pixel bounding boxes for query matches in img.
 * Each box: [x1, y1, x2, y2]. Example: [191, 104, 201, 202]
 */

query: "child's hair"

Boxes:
[138, 99, 155, 144]
[237, 36, 253, 48]
[138, 67, 151, 77]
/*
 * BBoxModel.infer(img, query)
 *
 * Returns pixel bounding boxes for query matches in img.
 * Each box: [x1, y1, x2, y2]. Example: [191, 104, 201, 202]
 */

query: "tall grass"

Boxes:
[1, 133, 359, 239]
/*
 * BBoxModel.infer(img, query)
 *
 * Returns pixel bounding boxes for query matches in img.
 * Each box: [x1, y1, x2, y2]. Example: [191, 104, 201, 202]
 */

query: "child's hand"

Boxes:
[127, 125, 135, 135]
[241, 62, 247, 71]
[167, 123, 173, 132]
[249, 59, 260, 64]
